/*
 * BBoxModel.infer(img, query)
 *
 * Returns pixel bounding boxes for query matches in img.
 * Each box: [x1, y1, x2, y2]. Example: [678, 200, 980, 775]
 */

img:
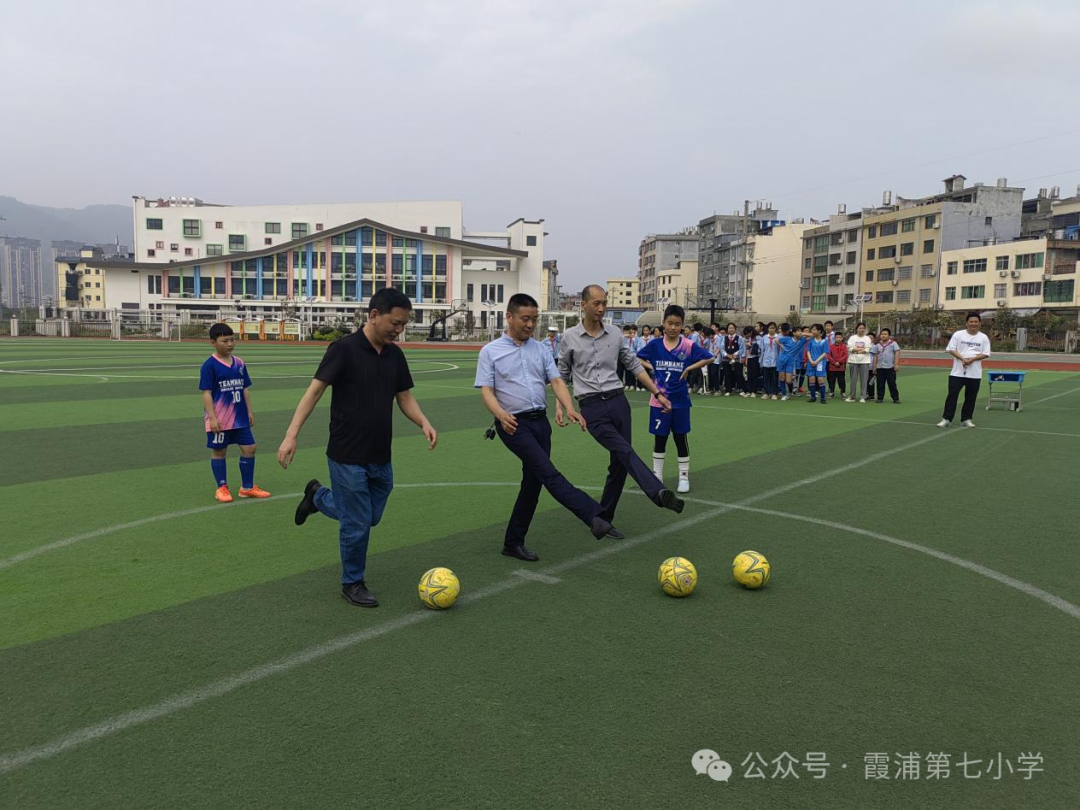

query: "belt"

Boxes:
[512, 408, 547, 420]
[577, 389, 624, 407]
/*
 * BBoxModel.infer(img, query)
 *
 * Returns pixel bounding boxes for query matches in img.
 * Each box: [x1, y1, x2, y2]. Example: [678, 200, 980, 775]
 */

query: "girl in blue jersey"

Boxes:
[636, 305, 714, 493]
[804, 323, 830, 404]
[776, 324, 809, 401]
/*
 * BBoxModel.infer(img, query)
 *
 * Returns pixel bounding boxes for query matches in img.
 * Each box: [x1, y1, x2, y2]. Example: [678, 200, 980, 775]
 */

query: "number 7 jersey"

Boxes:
[636, 336, 713, 409]
[199, 355, 253, 431]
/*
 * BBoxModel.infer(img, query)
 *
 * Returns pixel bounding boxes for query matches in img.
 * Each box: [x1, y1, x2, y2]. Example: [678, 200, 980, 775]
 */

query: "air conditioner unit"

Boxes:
[891, 279, 899, 286]
[999, 270, 1008, 277]
[928, 269, 936, 277]
[1042, 274, 1052, 281]
[997, 299, 1007, 306]
[932, 222, 940, 229]
[1011, 270, 1021, 279]
[894, 256, 902, 264]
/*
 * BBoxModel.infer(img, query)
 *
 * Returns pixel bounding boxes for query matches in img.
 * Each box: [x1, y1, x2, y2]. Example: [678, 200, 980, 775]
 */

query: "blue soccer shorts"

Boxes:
[649, 406, 691, 436]
[778, 358, 797, 375]
[207, 427, 256, 449]
[805, 361, 827, 376]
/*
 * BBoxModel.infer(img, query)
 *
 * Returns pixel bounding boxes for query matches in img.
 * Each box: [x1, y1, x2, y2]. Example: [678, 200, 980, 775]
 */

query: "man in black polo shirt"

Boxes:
[277, 288, 438, 608]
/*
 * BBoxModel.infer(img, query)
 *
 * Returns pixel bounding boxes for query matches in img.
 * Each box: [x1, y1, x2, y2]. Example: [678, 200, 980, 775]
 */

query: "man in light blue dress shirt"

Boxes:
[476, 293, 612, 562]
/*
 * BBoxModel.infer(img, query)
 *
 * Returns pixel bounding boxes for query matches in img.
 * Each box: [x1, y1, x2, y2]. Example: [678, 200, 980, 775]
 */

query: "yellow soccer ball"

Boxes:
[418, 567, 461, 610]
[732, 550, 771, 589]
[658, 556, 698, 597]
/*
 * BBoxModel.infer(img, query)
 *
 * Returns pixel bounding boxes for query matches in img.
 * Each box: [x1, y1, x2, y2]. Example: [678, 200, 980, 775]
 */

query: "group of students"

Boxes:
[621, 318, 902, 404]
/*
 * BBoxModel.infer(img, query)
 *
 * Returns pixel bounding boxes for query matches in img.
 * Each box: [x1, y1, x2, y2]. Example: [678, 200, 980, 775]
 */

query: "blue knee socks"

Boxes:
[211, 458, 227, 487]
[239, 456, 255, 489]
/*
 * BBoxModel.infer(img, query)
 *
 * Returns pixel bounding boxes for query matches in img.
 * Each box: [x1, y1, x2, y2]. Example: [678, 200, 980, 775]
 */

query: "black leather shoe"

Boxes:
[295, 479, 321, 526]
[606, 527, 625, 539]
[502, 545, 539, 562]
[590, 516, 613, 539]
[342, 581, 378, 607]
[656, 489, 685, 514]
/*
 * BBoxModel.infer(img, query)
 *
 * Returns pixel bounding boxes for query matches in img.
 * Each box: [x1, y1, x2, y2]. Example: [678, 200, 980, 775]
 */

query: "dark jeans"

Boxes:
[745, 358, 761, 393]
[498, 416, 602, 548]
[943, 376, 981, 422]
[315, 460, 394, 585]
[762, 366, 779, 395]
[580, 392, 664, 522]
[876, 367, 899, 402]
[827, 369, 846, 395]
[723, 362, 743, 393]
[707, 364, 721, 393]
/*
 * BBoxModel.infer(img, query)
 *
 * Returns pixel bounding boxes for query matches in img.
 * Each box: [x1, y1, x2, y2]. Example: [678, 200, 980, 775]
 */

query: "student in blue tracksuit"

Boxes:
[776, 324, 809, 401]
[804, 324, 830, 404]
[758, 322, 780, 400]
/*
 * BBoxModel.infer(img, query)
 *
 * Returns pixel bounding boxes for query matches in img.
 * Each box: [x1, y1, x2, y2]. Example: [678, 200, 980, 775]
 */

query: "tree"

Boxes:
[786, 310, 802, 328]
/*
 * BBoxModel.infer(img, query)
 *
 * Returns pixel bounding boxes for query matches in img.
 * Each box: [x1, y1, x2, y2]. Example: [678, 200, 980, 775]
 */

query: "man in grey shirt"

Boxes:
[558, 285, 685, 532]
[871, 327, 901, 403]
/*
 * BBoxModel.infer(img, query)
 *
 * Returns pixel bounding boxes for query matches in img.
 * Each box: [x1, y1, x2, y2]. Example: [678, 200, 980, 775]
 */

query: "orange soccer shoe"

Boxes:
[215, 485, 234, 503]
[239, 486, 272, 499]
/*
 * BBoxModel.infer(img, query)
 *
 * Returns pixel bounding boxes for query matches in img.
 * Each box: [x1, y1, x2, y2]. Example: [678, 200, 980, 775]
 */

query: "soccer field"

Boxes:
[1, 338, 1078, 809]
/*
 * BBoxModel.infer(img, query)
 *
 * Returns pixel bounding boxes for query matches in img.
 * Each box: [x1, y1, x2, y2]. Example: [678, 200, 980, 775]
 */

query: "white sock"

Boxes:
[678, 457, 690, 479]
[652, 452, 666, 479]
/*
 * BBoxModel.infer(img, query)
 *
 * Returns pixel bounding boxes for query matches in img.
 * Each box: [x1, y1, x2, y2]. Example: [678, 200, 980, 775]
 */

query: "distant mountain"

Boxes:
[0, 196, 131, 246]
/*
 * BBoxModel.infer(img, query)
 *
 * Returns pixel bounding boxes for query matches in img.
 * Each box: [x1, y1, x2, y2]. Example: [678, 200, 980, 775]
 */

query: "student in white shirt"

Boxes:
[845, 322, 873, 402]
[938, 311, 992, 428]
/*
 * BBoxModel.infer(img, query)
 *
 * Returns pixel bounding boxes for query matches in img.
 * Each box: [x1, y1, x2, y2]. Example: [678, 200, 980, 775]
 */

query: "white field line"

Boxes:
[1026, 386, 1080, 406]
[0, 431, 965, 774]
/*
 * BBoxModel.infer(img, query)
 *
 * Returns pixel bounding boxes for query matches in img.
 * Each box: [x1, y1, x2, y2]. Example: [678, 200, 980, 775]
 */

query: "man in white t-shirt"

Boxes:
[938, 311, 992, 428]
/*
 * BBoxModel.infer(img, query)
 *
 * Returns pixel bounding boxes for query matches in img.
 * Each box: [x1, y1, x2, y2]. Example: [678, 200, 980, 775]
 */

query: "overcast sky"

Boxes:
[3, 0, 1080, 290]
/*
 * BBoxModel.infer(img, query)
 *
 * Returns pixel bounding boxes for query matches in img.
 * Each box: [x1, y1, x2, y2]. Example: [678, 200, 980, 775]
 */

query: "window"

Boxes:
[265, 238, 273, 245]
[316, 223, 324, 231]
[228, 234, 246, 252]
[292, 223, 309, 240]
[985, 216, 993, 226]
[867, 248, 876, 261]
[497, 284, 504, 303]
[170, 243, 179, 252]
[923, 239, 934, 254]
[804, 257, 812, 270]
[214, 221, 223, 229]
[802, 295, 810, 308]
[467, 283, 474, 302]
[897, 290, 911, 303]
[814, 235, 829, 253]
[947, 261, 958, 275]
[435, 227, 451, 238]
[184, 248, 193, 256]
[924, 215, 937, 229]
[945, 287, 956, 300]
[901, 218, 916, 233]
[919, 288, 931, 303]
[1044, 279, 1074, 303]
[900, 242, 914, 256]
[147, 249, 156, 258]
[526, 235, 537, 246]
[845, 272, 856, 285]
[146, 218, 163, 230]
[156, 241, 165, 249]
[831, 232, 844, 246]
[865, 270, 874, 282]
[962, 258, 987, 273]
[879, 245, 897, 259]
[898, 266, 912, 280]
[182, 219, 201, 237]
[878, 268, 896, 282]
[147, 275, 162, 295]
[868, 225, 877, 238]
[1015, 252, 1044, 269]
[994, 283, 1007, 298]
[265, 222, 281, 234]
[847, 230, 858, 243]
[875, 291, 894, 304]
[206, 244, 223, 256]
[961, 285, 985, 299]
[1014, 282, 1042, 296]
[920, 264, 934, 278]
[880, 222, 898, 236]
[846, 251, 856, 264]
[996, 255, 1010, 271]
[814, 255, 828, 273]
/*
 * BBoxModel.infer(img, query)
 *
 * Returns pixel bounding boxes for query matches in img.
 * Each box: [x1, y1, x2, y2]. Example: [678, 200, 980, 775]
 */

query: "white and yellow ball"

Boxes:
[658, 556, 698, 597]
[418, 567, 461, 609]
[732, 551, 771, 589]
